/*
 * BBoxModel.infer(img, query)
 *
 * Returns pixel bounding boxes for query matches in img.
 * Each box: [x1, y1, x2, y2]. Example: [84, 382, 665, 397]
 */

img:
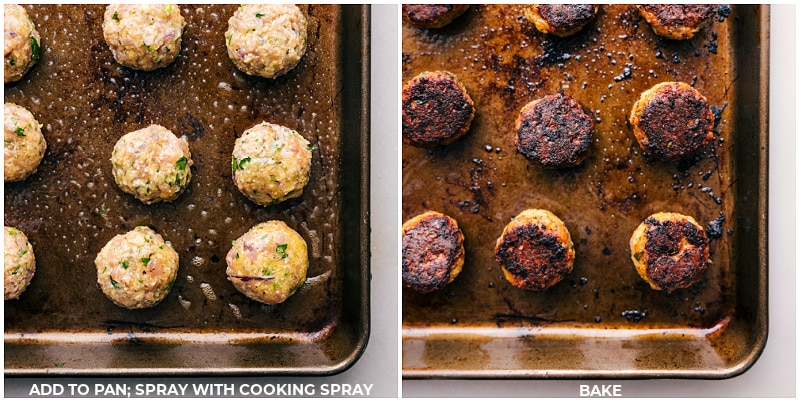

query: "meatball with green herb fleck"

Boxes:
[226, 221, 309, 305]
[95, 226, 179, 309]
[102, 4, 186, 71]
[232, 121, 313, 206]
[4, 4, 41, 83]
[4, 226, 35, 300]
[4, 103, 46, 182]
[111, 124, 193, 204]
[225, 4, 307, 79]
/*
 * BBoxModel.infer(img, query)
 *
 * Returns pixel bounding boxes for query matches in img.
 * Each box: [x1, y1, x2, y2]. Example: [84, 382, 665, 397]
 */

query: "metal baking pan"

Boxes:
[402, 4, 767, 378]
[4, 4, 370, 375]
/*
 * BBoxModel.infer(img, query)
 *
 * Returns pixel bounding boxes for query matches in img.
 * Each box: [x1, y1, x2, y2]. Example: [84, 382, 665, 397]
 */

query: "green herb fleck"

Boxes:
[307, 144, 317, 152]
[18, 249, 28, 257]
[276, 243, 288, 259]
[30, 36, 40, 63]
[12, 266, 21, 275]
[272, 282, 279, 291]
[97, 209, 106, 216]
[110, 277, 119, 288]
[176, 156, 188, 171]
[121, 261, 129, 269]
[15, 127, 25, 136]
[9, 58, 16, 66]
[54, 362, 65, 367]
[256, 12, 265, 17]
[141, 257, 150, 266]
[231, 156, 239, 172]
[166, 4, 173, 12]
[235, 252, 240, 259]
[112, 11, 119, 21]
[7, 228, 18, 236]
[238, 157, 251, 169]
[226, 34, 233, 45]
[231, 239, 236, 245]
[263, 268, 273, 276]
[634, 251, 643, 261]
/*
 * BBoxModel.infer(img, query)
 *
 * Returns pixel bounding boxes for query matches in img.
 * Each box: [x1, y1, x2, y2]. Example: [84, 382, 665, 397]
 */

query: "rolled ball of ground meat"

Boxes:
[4, 4, 41, 83]
[4, 226, 36, 300]
[102, 4, 186, 71]
[4, 103, 46, 182]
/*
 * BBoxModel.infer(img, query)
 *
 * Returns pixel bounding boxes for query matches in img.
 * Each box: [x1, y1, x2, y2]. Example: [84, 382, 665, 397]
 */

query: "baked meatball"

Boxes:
[102, 4, 186, 71]
[515, 93, 594, 168]
[402, 70, 475, 147]
[225, 4, 308, 79]
[630, 212, 710, 293]
[4, 103, 46, 182]
[232, 121, 312, 206]
[111, 124, 193, 204]
[4, 4, 41, 83]
[226, 221, 308, 305]
[402, 211, 465, 294]
[524, 4, 598, 37]
[495, 209, 575, 291]
[637, 5, 715, 40]
[4, 226, 35, 300]
[629, 82, 714, 160]
[95, 226, 180, 309]
[402, 4, 470, 29]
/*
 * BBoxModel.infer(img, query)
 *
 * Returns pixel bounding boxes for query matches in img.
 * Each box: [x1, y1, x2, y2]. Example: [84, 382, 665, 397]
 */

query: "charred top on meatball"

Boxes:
[402, 71, 475, 147]
[495, 222, 572, 291]
[402, 212, 464, 293]
[402, 4, 469, 29]
[537, 4, 597, 34]
[515, 93, 594, 168]
[637, 5, 715, 40]
[640, 217, 709, 292]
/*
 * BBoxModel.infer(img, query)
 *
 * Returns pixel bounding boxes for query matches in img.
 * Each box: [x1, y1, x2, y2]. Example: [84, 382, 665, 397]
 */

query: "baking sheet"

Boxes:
[4, 4, 369, 375]
[402, 4, 767, 378]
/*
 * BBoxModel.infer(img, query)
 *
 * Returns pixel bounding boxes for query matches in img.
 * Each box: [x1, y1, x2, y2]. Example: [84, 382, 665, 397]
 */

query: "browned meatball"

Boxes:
[630, 212, 710, 293]
[515, 93, 594, 168]
[637, 4, 715, 40]
[524, 4, 599, 37]
[402, 4, 469, 29]
[495, 209, 575, 291]
[629, 81, 714, 160]
[402, 211, 465, 294]
[402, 71, 475, 147]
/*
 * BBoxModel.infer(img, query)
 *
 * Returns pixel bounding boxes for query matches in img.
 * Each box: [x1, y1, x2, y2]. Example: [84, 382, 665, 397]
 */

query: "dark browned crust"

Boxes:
[402, 213, 464, 294]
[537, 4, 597, 34]
[515, 93, 594, 168]
[638, 5, 715, 32]
[495, 222, 572, 291]
[402, 71, 475, 148]
[642, 217, 709, 293]
[635, 84, 714, 160]
[402, 4, 470, 29]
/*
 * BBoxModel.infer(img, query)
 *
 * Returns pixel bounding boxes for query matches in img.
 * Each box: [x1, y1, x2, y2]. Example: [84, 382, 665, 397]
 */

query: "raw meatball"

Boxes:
[232, 121, 312, 206]
[515, 92, 594, 168]
[402, 70, 475, 147]
[225, 4, 307, 79]
[637, 5, 715, 40]
[629, 81, 714, 160]
[630, 212, 710, 293]
[495, 209, 575, 291]
[4, 103, 46, 182]
[402, 4, 470, 28]
[4, 4, 41, 83]
[402, 211, 465, 294]
[524, 4, 598, 37]
[102, 4, 186, 71]
[226, 221, 308, 305]
[95, 226, 179, 309]
[111, 124, 193, 204]
[4, 226, 35, 300]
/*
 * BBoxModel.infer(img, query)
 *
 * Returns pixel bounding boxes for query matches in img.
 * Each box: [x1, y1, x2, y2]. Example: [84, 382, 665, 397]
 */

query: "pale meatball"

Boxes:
[102, 4, 186, 71]
[226, 221, 308, 305]
[4, 103, 46, 182]
[95, 226, 180, 309]
[111, 124, 193, 204]
[4, 4, 41, 83]
[4, 226, 35, 300]
[232, 121, 312, 206]
[225, 4, 308, 79]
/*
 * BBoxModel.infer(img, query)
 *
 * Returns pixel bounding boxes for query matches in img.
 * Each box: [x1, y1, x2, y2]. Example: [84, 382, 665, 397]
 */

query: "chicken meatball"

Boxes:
[402, 4, 470, 29]
[402, 70, 475, 147]
[524, 4, 598, 37]
[232, 121, 312, 206]
[630, 212, 710, 293]
[4, 103, 46, 182]
[95, 226, 180, 309]
[495, 209, 575, 291]
[629, 81, 714, 160]
[102, 4, 186, 71]
[637, 4, 715, 40]
[4, 4, 41, 83]
[515, 93, 594, 168]
[4, 226, 35, 300]
[111, 124, 193, 204]
[225, 4, 308, 79]
[402, 211, 465, 294]
[226, 221, 308, 305]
